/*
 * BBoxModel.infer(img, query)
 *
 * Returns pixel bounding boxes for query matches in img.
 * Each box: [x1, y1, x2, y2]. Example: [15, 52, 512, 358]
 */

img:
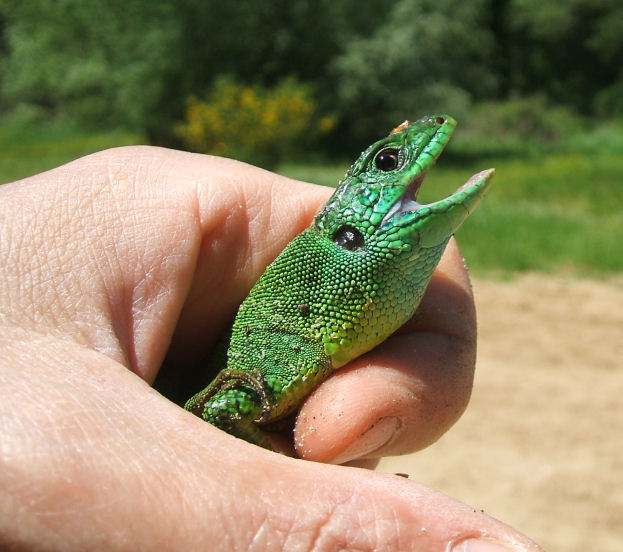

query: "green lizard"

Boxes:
[185, 114, 493, 450]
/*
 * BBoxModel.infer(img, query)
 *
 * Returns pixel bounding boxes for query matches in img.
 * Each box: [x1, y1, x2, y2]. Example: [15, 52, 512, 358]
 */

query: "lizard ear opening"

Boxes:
[333, 225, 365, 250]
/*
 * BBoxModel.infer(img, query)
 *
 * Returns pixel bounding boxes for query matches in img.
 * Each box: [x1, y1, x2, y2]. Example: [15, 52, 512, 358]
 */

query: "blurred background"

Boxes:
[1, 1, 621, 550]
[1, 0, 621, 274]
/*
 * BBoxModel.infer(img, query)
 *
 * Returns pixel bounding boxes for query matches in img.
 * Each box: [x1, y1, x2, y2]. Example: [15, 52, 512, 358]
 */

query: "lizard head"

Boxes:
[314, 115, 493, 250]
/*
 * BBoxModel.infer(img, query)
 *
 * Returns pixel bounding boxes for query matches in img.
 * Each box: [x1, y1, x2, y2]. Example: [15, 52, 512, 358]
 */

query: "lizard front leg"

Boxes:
[185, 369, 273, 449]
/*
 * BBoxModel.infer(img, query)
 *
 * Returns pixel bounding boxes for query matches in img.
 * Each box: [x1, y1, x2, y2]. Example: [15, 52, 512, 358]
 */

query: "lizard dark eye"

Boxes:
[375, 148, 400, 171]
[333, 225, 365, 250]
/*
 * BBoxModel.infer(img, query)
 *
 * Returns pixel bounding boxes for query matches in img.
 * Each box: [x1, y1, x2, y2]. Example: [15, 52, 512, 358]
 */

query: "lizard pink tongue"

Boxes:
[397, 173, 426, 211]
[379, 174, 425, 226]
[408, 173, 425, 201]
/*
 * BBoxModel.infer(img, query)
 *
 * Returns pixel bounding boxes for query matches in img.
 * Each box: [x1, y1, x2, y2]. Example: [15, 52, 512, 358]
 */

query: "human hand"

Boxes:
[0, 147, 542, 550]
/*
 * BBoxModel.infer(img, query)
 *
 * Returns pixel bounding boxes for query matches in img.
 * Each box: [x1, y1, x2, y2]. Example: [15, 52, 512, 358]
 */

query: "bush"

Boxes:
[450, 96, 584, 157]
[176, 77, 335, 168]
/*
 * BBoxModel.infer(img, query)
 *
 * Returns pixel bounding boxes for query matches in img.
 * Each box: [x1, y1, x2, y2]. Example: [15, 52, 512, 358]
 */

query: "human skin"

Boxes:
[0, 147, 542, 551]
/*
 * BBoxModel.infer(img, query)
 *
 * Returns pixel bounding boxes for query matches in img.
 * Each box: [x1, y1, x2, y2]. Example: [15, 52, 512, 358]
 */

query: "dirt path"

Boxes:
[378, 274, 623, 552]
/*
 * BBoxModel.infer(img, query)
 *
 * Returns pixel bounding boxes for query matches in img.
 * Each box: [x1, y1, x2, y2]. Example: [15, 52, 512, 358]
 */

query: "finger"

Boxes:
[295, 238, 477, 462]
[165, 156, 331, 369]
[0, 330, 541, 552]
[0, 147, 331, 383]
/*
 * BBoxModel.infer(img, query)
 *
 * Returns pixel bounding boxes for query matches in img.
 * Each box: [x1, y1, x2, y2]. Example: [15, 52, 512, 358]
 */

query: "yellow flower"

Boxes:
[176, 77, 334, 167]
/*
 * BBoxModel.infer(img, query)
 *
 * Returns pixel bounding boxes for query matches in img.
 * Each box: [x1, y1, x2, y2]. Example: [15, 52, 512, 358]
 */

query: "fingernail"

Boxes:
[451, 538, 524, 552]
[330, 417, 399, 464]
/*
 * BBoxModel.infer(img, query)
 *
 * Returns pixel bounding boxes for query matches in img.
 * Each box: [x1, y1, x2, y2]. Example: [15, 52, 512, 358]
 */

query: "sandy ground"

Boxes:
[378, 274, 623, 552]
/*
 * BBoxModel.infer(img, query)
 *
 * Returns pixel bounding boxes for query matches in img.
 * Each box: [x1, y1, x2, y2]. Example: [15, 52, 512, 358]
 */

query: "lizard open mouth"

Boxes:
[380, 169, 494, 230]
[380, 168, 494, 229]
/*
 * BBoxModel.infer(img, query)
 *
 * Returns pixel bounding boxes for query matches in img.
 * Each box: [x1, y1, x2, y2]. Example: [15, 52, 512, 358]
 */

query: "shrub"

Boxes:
[450, 96, 584, 157]
[176, 77, 334, 167]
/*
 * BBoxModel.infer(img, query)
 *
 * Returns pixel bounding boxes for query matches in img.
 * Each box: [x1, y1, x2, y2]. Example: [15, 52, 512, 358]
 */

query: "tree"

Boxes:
[330, 0, 497, 147]
[0, 1, 184, 139]
[500, 0, 623, 114]
[1, 0, 621, 150]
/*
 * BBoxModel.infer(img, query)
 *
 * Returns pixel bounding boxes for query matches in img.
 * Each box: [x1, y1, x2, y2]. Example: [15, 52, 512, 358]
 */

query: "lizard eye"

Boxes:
[333, 225, 365, 250]
[375, 148, 400, 171]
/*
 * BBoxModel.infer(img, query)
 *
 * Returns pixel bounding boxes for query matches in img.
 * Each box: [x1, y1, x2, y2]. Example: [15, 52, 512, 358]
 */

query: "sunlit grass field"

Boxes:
[0, 121, 143, 185]
[2, 121, 621, 277]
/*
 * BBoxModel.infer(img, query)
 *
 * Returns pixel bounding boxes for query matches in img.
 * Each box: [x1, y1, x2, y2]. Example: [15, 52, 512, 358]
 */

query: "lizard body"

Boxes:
[185, 115, 493, 450]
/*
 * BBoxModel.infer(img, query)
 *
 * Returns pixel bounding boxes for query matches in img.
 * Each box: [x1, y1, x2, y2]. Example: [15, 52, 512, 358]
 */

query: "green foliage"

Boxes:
[177, 0, 348, 85]
[331, 0, 495, 146]
[566, 119, 623, 155]
[593, 74, 623, 116]
[0, 1, 183, 138]
[176, 77, 335, 168]
[450, 96, 584, 156]
[505, 0, 623, 114]
[1, 0, 621, 149]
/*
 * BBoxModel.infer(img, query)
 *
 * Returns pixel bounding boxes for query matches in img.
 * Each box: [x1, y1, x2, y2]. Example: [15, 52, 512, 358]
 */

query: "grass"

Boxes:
[0, 120, 143, 185]
[1, 119, 620, 277]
